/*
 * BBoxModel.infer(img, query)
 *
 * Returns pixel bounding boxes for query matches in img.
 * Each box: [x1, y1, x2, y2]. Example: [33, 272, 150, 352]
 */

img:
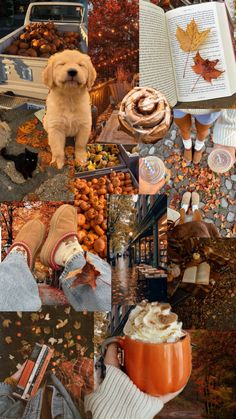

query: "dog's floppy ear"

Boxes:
[86, 57, 97, 90]
[42, 56, 54, 89]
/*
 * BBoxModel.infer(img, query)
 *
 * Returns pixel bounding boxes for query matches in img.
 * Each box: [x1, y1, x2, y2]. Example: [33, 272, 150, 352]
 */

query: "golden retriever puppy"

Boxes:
[42, 50, 96, 169]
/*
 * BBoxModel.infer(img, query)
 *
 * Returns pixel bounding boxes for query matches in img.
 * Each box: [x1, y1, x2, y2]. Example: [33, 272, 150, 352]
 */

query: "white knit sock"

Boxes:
[192, 204, 199, 212]
[195, 139, 205, 151]
[182, 138, 192, 149]
[54, 237, 83, 267]
[181, 204, 188, 212]
[9, 245, 28, 261]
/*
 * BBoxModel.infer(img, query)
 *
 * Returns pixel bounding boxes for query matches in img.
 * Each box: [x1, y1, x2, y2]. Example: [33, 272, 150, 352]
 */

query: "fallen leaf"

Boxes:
[31, 313, 40, 322]
[73, 321, 81, 330]
[56, 319, 68, 329]
[5, 336, 12, 344]
[2, 319, 12, 328]
[176, 19, 210, 52]
[48, 337, 57, 345]
[192, 52, 224, 90]
[66, 253, 100, 289]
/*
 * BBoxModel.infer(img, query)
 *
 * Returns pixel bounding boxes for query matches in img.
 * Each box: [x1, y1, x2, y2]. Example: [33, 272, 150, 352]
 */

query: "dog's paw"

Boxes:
[75, 152, 87, 167]
[50, 156, 65, 170]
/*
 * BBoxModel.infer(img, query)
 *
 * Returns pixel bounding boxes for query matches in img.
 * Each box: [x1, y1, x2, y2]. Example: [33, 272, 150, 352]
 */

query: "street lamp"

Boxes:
[128, 231, 133, 267]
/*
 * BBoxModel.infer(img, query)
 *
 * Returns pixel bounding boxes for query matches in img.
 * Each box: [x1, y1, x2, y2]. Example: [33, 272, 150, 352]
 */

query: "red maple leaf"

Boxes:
[191, 52, 224, 91]
[65, 253, 100, 289]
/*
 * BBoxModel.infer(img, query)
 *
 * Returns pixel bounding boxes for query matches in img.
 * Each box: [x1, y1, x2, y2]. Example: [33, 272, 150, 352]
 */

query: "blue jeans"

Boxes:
[0, 252, 111, 311]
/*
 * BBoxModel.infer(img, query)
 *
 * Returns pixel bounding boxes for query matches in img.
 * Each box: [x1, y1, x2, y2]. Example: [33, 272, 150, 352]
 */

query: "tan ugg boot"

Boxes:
[9, 219, 46, 269]
[40, 204, 79, 270]
[193, 149, 203, 164]
[183, 147, 192, 162]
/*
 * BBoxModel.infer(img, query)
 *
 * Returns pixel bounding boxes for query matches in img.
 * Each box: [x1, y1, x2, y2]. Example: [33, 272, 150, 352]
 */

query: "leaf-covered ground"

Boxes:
[0, 307, 93, 381]
[140, 121, 236, 237]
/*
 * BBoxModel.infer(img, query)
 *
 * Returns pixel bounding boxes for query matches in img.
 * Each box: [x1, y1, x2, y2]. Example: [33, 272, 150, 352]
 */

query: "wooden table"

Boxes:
[97, 111, 138, 144]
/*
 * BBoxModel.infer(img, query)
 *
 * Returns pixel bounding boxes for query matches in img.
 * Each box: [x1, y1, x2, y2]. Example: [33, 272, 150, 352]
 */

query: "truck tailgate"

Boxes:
[0, 23, 82, 100]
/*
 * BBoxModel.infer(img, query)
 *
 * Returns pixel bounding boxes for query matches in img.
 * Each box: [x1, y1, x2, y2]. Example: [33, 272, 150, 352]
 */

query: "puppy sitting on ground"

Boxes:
[42, 50, 96, 169]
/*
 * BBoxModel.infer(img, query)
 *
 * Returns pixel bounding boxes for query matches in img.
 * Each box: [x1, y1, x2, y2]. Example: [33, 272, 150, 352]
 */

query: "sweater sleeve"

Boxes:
[84, 365, 164, 419]
[213, 110, 236, 147]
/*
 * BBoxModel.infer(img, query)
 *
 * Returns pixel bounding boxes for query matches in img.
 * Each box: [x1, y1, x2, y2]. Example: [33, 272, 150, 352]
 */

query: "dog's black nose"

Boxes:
[67, 69, 78, 77]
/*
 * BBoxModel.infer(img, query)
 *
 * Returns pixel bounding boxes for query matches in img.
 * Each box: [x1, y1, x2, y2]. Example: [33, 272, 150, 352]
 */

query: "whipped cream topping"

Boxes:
[124, 301, 186, 343]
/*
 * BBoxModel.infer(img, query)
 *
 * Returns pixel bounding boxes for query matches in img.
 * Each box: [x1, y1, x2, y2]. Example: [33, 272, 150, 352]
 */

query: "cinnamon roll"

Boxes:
[118, 87, 172, 143]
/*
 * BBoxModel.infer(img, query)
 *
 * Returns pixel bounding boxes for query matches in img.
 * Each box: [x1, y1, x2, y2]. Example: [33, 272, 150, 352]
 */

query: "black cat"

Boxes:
[1, 147, 38, 179]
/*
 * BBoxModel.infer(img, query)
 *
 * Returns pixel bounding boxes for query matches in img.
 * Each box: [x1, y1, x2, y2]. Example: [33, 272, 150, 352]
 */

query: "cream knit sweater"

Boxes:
[84, 365, 164, 419]
[213, 109, 236, 147]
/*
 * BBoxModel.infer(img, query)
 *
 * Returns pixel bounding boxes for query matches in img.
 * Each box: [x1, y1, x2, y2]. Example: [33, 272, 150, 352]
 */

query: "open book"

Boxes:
[182, 262, 210, 285]
[140, 1, 236, 107]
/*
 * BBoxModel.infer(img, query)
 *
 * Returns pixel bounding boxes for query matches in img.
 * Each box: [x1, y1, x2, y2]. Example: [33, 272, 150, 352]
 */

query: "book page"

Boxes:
[225, 0, 235, 21]
[140, 0, 177, 106]
[166, 2, 232, 102]
[217, 2, 236, 94]
[196, 262, 210, 286]
[182, 266, 197, 284]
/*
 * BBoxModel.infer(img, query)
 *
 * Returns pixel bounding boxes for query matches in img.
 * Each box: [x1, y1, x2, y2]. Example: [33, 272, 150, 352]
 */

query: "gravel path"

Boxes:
[0, 108, 73, 201]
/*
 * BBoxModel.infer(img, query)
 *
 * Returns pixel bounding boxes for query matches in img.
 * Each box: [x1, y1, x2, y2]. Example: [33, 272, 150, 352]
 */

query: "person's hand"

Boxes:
[139, 169, 171, 194]
[104, 343, 120, 369]
[212, 144, 236, 162]
[10, 362, 27, 382]
[103, 343, 185, 404]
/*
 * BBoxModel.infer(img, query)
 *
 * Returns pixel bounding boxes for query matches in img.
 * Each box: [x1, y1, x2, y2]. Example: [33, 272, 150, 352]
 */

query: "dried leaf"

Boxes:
[31, 313, 40, 322]
[176, 19, 210, 52]
[48, 337, 57, 345]
[2, 319, 12, 328]
[56, 319, 68, 329]
[192, 52, 224, 84]
[66, 253, 100, 289]
[73, 321, 81, 330]
[5, 336, 12, 344]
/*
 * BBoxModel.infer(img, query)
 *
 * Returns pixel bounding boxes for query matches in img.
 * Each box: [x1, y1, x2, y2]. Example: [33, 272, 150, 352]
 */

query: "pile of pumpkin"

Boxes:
[74, 178, 107, 258]
[74, 172, 138, 256]
[76, 144, 121, 172]
[4, 22, 80, 58]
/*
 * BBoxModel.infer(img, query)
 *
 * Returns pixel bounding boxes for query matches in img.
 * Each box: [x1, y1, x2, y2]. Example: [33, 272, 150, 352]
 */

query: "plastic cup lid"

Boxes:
[208, 148, 234, 173]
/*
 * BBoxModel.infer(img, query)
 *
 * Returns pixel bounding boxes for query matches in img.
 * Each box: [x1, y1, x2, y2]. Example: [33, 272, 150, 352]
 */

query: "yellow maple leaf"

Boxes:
[176, 19, 210, 52]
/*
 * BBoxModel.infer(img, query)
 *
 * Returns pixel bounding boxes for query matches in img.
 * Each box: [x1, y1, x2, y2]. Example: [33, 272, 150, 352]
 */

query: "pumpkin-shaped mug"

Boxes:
[102, 333, 192, 396]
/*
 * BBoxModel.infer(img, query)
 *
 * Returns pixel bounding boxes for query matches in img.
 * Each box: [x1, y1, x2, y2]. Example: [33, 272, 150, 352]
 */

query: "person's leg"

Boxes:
[191, 191, 202, 221]
[179, 192, 191, 224]
[193, 112, 221, 164]
[173, 111, 192, 162]
[0, 219, 45, 311]
[40, 204, 111, 311]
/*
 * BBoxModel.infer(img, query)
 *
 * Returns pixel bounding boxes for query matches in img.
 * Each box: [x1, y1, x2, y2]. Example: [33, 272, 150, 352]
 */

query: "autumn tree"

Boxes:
[108, 195, 137, 255]
[191, 330, 236, 419]
[88, 0, 139, 81]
